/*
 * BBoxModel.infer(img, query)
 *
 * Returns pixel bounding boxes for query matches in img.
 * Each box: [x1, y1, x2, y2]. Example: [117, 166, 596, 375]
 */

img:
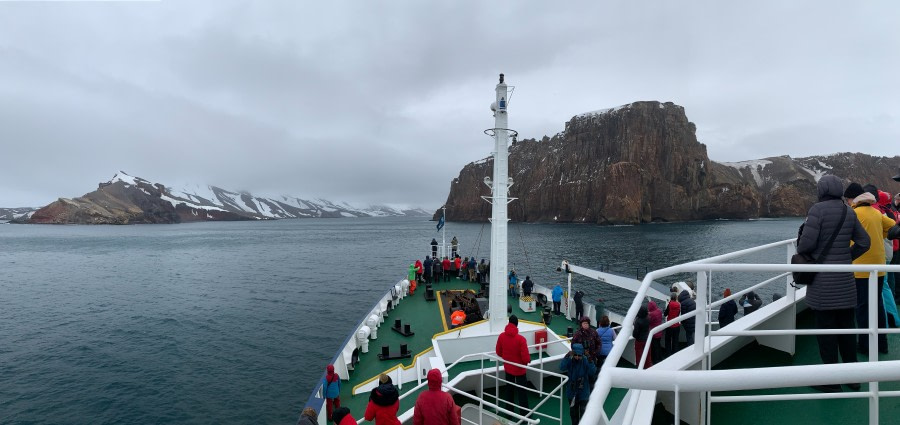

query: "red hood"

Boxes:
[879, 191, 891, 206]
[326, 364, 338, 383]
[427, 368, 442, 390]
[504, 323, 519, 337]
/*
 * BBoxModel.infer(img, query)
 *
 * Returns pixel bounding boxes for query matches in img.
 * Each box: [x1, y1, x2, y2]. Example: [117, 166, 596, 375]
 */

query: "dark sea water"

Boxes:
[0, 217, 802, 424]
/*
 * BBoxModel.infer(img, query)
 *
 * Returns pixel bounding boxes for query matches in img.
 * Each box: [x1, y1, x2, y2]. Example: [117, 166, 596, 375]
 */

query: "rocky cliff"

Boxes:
[16, 172, 431, 224]
[438, 101, 900, 224]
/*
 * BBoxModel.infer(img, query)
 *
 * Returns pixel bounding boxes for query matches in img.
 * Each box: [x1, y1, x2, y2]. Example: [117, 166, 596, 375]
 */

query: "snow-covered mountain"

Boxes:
[0, 207, 36, 221]
[16, 172, 430, 224]
[127, 173, 430, 219]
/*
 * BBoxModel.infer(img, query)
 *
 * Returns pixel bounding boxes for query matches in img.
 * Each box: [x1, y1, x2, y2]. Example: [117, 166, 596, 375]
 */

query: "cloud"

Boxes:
[0, 1, 898, 207]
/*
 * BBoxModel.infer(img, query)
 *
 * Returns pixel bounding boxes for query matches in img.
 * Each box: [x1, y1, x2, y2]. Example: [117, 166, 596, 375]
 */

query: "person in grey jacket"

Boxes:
[797, 175, 870, 392]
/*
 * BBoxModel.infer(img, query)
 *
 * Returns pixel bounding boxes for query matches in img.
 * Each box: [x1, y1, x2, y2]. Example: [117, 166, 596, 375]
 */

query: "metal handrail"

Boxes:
[583, 238, 900, 425]
[636, 270, 790, 368]
[358, 343, 572, 425]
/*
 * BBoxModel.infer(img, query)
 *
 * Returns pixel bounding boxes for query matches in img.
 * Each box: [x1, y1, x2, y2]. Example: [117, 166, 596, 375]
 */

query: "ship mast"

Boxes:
[488, 73, 512, 333]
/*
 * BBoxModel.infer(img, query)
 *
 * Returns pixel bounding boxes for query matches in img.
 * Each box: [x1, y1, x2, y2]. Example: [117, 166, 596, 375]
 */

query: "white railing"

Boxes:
[583, 238, 900, 425]
[359, 338, 573, 425]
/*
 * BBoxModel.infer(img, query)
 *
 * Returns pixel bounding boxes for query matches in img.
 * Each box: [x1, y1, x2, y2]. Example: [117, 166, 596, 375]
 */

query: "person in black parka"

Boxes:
[678, 290, 696, 346]
[522, 276, 534, 297]
[797, 175, 870, 392]
[718, 288, 739, 328]
[739, 291, 762, 315]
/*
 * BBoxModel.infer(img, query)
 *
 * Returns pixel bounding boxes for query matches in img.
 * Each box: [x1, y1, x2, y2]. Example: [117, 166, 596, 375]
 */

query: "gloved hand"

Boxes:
[888, 224, 900, 240]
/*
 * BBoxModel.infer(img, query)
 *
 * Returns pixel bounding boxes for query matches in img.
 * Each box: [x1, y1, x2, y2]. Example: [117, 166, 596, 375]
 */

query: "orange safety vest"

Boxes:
[451, 310, 466, 326]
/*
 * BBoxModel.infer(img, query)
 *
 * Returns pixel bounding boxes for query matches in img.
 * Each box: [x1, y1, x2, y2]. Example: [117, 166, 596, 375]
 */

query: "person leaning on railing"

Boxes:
[848, 183, 900, 355]
[797, 176, 870, 393]
[596, 315, 616, 367]
[633, 305, 653, 369]
[718, 289, 738, 328]
[663, 293, 681, 356]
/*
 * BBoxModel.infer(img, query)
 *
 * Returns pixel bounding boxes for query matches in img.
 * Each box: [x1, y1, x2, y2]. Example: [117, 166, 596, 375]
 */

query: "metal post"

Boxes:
[695, 271, 707, 356]
[488, 74, 510, 333]
[787, 244, 796, 303]
[868, 271, 879, 424]
[441, 206, 446, 259]
[566, 266, 572, 320]
[675, 384, 681, 425]
[480, 356, 485, 420]
[696, 271, 708, 425]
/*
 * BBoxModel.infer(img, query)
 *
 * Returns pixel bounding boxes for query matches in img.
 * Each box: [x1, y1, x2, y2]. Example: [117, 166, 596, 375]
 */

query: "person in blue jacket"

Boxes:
[508, 270, 519, 297]
[552, 283, 564, 316]
[322, 364, 342, 422]
[560, 343, 596, 424]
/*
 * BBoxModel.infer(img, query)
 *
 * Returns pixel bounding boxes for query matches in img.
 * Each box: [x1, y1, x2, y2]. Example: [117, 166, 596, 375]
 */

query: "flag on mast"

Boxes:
[436, 213, 445, 231]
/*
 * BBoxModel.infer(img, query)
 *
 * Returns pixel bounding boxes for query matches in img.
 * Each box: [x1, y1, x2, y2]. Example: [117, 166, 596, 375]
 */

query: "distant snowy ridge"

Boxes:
[719, 159, 773, 187]
[108, 172, 431, 219]
[0, 207, 36, 221]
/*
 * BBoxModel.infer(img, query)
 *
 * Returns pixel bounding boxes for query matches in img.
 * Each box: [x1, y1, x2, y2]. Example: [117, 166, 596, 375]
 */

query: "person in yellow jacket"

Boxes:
[846, 183, 899, 354]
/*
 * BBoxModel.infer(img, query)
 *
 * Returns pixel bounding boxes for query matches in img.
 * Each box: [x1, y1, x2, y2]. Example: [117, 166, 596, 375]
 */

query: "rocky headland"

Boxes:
[436, 101, 900, 224]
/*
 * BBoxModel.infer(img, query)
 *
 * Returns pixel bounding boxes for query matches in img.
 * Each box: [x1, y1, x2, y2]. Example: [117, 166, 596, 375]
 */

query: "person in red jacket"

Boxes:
[495, 315, 531, 416]
[364, 374, 400, 425]
[413, 368, 460, 425]
[332, 407, 357, 425]
[664, 293, 681, 356]
[442, 257, 452, 282]
[414, 259, 424, 284]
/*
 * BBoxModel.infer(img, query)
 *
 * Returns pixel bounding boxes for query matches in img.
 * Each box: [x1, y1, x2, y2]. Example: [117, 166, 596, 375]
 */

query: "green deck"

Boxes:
[336, 276, 609, 423]
[337, 276, 900, 424]
[708, 307, 900, 425]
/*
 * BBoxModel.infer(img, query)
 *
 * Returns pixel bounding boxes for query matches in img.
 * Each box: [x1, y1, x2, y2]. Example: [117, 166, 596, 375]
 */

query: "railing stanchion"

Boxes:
[787, 243, 797, 303]
[697, 270, 709, 425]
[868, 271, 879, 425]
[480, 355, 485, 422]
[674, 384, 680, 425]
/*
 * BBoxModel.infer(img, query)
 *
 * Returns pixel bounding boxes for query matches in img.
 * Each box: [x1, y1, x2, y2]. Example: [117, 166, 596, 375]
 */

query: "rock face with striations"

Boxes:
[437, 101, 900, 224]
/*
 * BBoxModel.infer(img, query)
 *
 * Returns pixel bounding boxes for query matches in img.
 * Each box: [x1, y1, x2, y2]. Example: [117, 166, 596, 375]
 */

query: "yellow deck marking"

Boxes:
[351, 346, 435, 395]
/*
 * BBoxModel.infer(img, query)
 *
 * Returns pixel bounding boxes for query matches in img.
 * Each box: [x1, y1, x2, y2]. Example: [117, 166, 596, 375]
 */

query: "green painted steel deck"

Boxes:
[335, 276, 598, 423]
[709, 307, 900, 425]
[334, 275, 900, 424]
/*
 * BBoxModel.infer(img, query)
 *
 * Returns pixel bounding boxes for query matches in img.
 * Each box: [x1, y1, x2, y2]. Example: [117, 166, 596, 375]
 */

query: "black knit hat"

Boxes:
[893, 167, 900, 182]
[333, 407, 350, 424]
[509, 314, 518, 326]
[844, 182, 864, 199]
[863, 184, 879, 199]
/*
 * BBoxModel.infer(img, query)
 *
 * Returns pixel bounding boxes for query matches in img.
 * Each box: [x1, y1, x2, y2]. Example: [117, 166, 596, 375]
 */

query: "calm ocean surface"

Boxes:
[0, 216, 802, 424]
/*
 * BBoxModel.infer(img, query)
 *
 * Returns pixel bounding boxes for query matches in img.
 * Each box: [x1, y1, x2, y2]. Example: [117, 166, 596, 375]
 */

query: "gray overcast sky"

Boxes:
[1, 1, 898, 209]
